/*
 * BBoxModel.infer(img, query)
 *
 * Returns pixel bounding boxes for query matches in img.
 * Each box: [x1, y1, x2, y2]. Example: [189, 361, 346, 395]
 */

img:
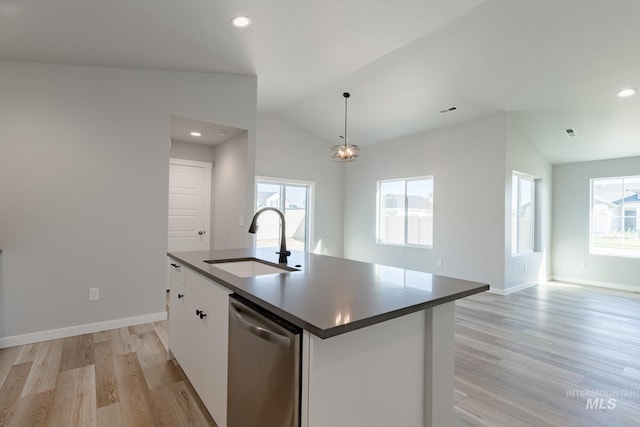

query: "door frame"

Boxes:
[254, 175, 315, 253]
[168, 158, 212, 290]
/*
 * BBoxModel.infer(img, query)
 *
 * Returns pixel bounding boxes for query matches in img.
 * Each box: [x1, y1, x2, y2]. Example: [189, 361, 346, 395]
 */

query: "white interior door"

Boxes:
[168, 159, 211, 252]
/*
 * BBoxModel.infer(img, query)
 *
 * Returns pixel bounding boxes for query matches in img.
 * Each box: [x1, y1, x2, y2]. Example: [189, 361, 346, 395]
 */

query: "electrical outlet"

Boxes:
[239, 216, 244, 226]
[436, 258, 443, 267]
[89, 288, 100, 302]
[579, 260, 586, 269]
[523, 263, 527, 272]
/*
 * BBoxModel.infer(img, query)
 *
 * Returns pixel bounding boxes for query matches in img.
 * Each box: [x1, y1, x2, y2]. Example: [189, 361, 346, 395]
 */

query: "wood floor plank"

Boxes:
[0, 347, 21, 389]
[113, 353, 158, 426]
[21, 339, 63, 397]
[8, 390, 54, 427]
[108, 328, 134, 356]
[130, 330, 168, 367]
[622, 366, 640, 380]
[93, 341, 119, 408]
[49, 365, 97, 427]
[59, 334, 94, 372]
[0, 362, 32, 426]
[96, 403, 125, 427]
[127, 323, 154, 335]
[129, 329, 182, 390]
[14, 344, 40, 365]
[140, 359, 182, 391]
[92, 331, 111, 344]
[169, 360, 217, 427]
[154, 320, 169, 351]
[150, 381, 213, 427]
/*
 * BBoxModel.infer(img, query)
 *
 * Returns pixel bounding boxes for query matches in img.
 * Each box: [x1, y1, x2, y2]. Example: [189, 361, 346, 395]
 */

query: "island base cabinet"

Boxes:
[301, 303, 455, 427]
[168, 279, 186, 363]
[184, 295, 229, 427]
[168, 262, 231, 427]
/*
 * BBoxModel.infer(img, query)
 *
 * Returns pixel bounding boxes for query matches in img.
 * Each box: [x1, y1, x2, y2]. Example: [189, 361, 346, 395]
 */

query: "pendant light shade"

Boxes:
[331, 92, 360, 161]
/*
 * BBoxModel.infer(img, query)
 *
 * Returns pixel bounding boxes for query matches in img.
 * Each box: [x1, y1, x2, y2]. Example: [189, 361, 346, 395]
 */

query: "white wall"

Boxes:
[170, 140, 217, 250]
[255, 114, 345, 257]
[0, 61, 256, 344]
[343, 114, 507, 291]
[212, 132, 253, 250]
[170, 140, 217, 164]
[552, 156, 640, 291]
[504, 118, 553, 292]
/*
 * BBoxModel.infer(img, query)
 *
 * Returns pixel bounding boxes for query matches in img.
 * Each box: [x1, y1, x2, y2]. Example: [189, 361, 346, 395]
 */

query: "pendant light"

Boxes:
[331, 92, 360, 161]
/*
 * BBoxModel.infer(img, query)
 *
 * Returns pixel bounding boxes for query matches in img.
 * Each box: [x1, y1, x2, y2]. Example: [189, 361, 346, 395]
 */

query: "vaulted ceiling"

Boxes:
[2, 0, 639, 164]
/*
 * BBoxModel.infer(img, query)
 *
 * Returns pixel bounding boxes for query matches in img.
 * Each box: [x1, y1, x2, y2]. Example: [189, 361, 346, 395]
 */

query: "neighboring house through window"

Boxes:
[255, 177, 313, 252]
[377, 177, 433, 247]
[591, 175, 640, 257]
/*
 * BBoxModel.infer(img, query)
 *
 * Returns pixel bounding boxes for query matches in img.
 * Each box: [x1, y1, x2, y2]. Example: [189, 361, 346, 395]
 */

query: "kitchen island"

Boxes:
[168, 248, 489, 427]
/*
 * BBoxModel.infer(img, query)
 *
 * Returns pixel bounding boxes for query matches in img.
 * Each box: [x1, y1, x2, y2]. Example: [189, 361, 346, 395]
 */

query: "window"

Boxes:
[591, 175, 640, 257]
[512, 173, 536, 254]
[255, 178, 313, 252]
[377, 177, 433, 247]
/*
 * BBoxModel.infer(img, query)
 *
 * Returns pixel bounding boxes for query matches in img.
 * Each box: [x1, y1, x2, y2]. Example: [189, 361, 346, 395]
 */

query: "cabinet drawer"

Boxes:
[169, 259, 186, 284]
[186, 268, 231, 312]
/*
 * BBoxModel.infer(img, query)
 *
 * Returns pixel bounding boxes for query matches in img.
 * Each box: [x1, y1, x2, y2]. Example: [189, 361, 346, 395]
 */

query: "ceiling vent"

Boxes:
[439, 106, 458, 114]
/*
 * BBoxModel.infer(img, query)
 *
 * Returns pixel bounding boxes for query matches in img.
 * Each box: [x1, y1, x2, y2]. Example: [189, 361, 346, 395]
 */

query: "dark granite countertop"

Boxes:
[168, 248, 489, 339]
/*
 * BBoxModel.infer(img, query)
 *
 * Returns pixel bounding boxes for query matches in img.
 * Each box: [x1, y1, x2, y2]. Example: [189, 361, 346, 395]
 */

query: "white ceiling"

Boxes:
[2, 0, 640, 164]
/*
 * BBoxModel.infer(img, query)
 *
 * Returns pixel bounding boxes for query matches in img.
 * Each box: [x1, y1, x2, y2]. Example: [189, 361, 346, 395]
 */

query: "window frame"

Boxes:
[590, 175, 640, 258]
[376, 176, 434, 248]
[512, 172, 536, 256]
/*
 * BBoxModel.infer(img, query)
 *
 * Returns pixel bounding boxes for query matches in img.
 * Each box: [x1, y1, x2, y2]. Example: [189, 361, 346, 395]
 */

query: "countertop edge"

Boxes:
[168, 252, 489, 339]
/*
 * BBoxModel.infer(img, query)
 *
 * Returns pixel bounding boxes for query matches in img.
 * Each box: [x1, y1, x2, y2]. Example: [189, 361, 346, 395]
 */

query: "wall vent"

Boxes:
[565, 128, 576, 137]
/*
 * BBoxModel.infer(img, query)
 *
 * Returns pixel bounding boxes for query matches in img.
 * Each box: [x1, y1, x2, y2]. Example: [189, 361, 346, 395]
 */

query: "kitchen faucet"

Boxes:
[248, 207, 291, 264]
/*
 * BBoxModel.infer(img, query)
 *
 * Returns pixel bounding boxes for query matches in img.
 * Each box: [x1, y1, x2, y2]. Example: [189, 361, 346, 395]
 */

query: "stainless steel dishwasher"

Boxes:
[227, 294, 302, 427]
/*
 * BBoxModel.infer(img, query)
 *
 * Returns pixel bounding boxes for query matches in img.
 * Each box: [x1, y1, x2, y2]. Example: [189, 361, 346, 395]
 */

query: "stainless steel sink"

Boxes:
[205, 258, 299, 278]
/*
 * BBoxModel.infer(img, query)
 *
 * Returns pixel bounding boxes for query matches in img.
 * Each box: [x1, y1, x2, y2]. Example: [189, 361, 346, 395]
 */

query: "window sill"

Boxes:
[376, 242, 433, 249]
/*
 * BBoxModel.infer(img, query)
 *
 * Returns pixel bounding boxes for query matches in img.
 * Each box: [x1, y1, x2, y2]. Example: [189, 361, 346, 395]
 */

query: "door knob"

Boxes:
[198, 230, 205, 235]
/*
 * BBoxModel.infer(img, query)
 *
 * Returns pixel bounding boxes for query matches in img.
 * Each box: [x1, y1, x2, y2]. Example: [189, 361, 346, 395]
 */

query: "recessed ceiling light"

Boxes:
[617, 88, 637, 98]
[231, 16, 251, 28]
[217, 130, 227, 136]
[190, 131, 202, 137]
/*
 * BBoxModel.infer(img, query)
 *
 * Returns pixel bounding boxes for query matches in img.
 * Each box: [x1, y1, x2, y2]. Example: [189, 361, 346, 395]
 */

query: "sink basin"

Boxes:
[205, 258, 299, 278]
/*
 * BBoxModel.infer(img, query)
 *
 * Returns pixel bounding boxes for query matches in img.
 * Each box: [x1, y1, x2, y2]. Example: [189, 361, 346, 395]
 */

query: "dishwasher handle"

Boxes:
[229, 300, 291, 348]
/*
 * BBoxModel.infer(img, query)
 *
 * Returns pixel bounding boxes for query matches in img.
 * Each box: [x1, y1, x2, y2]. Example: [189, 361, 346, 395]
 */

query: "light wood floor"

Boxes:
[0, 310, 217, 426]
[1, 282, 639, 426]
[454, 281, 640, 427]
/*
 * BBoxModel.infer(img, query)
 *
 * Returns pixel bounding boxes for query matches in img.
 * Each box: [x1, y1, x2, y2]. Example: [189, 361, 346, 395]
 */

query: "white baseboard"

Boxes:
[551, 276, 640, 293]
[0, 311, 168, 349]
[488, 281, 538, 296]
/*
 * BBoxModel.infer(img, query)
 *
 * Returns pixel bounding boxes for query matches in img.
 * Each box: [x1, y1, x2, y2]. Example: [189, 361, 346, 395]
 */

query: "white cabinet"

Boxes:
[168, 279, 186, 363]
[169, 261, 231, 427]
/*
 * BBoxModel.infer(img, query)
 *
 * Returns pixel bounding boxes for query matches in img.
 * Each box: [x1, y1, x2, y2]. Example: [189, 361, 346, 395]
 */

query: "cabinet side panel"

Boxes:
[300, 331, 311, 427]
[307, 311, 425, 427]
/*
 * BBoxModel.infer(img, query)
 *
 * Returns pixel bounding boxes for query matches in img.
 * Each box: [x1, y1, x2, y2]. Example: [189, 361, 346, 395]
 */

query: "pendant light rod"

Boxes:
[331, 91, 359, 161]
[343, 92, 350, 148]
